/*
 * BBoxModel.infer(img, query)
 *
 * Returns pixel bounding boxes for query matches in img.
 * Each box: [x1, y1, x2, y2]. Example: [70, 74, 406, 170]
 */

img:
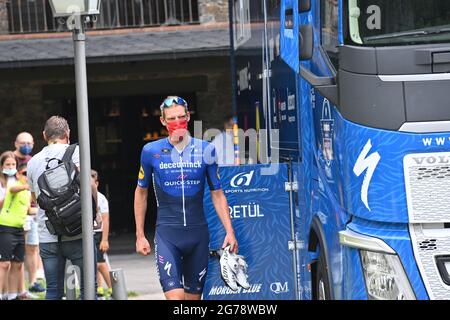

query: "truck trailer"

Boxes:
[203, 0, 450, 300]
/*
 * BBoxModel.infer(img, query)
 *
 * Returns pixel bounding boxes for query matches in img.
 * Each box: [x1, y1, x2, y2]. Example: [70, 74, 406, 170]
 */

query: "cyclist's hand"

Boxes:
[136, 236, 151, 256]
[100, 240, 109, 253]
[222, 232, 238, 254]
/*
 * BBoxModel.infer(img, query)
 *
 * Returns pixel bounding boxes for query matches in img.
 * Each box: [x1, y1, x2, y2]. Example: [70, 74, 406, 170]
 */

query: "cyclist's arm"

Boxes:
[211, 189, 238, 253]
[210, 189, 234, 234]
[134, 186, 148, 238]
[206, 143, 238, 252]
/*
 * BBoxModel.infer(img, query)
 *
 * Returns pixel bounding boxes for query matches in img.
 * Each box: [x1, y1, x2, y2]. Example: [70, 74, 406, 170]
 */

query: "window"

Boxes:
[321, 0, 339, 70]
[344, 0, 450, 46]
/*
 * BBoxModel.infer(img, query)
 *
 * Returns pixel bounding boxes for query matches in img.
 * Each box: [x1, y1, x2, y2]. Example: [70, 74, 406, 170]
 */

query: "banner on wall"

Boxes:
[203, 163, 296, 300]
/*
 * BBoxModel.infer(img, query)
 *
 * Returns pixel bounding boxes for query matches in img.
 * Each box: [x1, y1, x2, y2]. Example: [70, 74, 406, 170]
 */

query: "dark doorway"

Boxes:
[62, 93, 198, 235]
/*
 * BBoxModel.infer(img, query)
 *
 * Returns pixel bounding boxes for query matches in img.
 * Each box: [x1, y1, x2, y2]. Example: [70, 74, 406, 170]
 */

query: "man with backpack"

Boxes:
[27, 116, 98, 300]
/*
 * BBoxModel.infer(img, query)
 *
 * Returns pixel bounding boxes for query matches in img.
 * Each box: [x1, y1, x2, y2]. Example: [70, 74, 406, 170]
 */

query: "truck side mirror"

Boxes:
[299, 24, 313, 60]
[299, 0, 311, 13]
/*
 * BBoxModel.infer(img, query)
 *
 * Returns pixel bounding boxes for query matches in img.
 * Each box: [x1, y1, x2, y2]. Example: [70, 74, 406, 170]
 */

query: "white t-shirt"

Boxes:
[27, 144, 80, 243]
[211, 131, 235, 166]
[0, 176, 17, 203]
[95, 192, 109, 233]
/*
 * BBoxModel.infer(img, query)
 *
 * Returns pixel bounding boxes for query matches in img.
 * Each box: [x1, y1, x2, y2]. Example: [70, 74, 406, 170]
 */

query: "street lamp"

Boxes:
[49, 0, 100, 17]
[49, 0, 100, 300]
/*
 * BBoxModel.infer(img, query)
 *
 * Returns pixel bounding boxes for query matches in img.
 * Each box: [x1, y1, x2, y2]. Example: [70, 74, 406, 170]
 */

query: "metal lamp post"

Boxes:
[49, 0, 101, 301]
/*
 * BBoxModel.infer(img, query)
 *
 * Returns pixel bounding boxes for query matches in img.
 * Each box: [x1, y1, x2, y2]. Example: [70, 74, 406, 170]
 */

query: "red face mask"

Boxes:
[166, 119, 188, 141]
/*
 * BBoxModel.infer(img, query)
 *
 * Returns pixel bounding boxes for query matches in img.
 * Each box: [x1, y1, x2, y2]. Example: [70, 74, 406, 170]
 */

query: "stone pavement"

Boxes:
[108, 253, 165, 300]
[107, 232, 165, 300]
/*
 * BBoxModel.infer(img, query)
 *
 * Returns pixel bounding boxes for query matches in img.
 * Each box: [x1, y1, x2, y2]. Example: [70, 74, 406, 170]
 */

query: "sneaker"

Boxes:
[234, 255, 250, 289]
[29, 282, 46, 293]
[97, 287, 105, 300]
[107, 287, 113, 299]
[219, 247, 239, 291]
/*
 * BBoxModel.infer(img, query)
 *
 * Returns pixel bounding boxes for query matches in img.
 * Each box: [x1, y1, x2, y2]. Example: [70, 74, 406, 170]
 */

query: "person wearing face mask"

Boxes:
[13, 132, 34, 167]
[134, 96, 238, 300]
[0, 152, 35, 300]
[13, 132, 46, 295]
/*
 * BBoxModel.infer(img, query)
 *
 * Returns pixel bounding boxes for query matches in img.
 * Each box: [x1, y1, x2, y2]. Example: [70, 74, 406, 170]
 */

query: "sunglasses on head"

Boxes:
[160, 96, 188, 109]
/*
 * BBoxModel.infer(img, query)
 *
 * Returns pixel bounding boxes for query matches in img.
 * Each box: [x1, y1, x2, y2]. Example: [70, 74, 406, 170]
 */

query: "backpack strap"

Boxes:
[62, 144, 78, 163]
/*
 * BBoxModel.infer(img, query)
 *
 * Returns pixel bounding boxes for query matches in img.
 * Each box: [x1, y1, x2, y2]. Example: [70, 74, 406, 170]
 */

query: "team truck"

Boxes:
[202, 0, 450, 300]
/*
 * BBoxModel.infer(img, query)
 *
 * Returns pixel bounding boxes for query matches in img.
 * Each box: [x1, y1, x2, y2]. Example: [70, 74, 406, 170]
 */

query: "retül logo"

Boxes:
[230, 171, 255, 188]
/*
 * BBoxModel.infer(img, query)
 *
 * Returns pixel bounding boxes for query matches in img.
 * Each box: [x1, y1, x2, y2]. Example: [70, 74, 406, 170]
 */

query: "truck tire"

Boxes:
[314, 250, 331, 300]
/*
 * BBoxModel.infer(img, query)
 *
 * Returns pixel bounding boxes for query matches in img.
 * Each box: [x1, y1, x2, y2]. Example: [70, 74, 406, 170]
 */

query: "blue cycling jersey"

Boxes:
[137, 137, 221, 226]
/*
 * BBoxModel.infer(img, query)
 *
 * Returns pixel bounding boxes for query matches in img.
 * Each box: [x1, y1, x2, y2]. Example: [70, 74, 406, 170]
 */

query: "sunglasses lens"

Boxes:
[163, 96, 187, 108]
[163, 98, 173, 107]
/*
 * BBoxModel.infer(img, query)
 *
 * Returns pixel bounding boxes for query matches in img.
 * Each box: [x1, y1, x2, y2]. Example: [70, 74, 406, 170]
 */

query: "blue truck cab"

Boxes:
[203, 0, 450, 300]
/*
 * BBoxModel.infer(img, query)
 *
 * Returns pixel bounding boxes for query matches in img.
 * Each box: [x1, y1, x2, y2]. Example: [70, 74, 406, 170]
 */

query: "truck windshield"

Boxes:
[345, 0, 450, 46]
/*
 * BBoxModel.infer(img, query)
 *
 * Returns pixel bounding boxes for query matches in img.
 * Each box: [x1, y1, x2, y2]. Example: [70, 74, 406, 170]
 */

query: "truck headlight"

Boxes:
[360, 250, 415, 300]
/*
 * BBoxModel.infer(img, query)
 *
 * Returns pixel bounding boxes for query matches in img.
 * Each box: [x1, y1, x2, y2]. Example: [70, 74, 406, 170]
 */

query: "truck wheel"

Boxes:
[314, 250, 331, 300]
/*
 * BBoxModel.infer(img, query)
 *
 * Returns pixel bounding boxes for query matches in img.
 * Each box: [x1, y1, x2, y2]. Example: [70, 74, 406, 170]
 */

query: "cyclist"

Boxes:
[134, 96, 237, 300]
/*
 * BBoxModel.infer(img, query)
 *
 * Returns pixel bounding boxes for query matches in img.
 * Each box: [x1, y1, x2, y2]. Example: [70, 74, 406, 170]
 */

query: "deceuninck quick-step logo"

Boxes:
[159, 161, 201, 170]
[353, 139, 380, 211]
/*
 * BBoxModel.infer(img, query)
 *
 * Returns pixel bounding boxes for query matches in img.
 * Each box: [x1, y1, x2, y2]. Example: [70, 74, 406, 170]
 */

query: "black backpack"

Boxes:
[37, 144, 83, 237]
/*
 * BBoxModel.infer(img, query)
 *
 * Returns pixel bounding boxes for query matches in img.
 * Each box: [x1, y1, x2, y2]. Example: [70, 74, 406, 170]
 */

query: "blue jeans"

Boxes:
[40, 239, 96, 300]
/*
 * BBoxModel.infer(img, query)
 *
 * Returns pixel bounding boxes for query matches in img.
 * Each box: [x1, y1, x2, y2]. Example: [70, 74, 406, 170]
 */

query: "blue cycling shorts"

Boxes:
[154, 224, 210, 294]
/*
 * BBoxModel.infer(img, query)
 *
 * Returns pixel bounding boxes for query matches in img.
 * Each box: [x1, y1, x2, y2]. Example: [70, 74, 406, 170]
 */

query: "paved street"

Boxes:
[108, 233, 165, 300]
[108, 253, 165, 300]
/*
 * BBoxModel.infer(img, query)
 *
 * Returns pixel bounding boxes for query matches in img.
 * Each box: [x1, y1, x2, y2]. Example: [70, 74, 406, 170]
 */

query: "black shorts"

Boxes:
[0, 225, 25, 262]
[94, 232, 105, 263]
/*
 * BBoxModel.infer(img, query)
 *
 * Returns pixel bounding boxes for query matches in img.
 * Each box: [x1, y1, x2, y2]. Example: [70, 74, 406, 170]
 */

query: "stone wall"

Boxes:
[198, 0, 229, 24]
[0, 0, 9, 34]
[0, 81, 61, 152]
[0, 58, 232, 153]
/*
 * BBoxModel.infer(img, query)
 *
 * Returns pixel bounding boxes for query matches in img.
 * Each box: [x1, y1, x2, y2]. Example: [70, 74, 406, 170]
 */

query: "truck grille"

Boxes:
[404, 152, 450, 223]
[410, 224, 450, 299]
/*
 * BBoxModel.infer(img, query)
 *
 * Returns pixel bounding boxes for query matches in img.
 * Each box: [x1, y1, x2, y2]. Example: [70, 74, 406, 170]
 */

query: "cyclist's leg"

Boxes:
[182, 225, 210, 300]
[154, 226, 184, 300]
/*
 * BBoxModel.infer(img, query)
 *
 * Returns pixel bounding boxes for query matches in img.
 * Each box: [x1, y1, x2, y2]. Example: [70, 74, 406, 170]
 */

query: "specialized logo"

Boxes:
[164, 261, 172, 277]
[230, 171, 254, 188]
[198, 268, 207, 282]
[138, 166, 145, 180]
[353, 139, 380, 211]
[161, 148, 171, 154]
[270, 282, 289, 294]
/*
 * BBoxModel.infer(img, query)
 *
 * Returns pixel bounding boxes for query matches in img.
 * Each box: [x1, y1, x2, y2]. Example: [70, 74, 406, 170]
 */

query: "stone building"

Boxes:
[0, 0, 231, 232]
